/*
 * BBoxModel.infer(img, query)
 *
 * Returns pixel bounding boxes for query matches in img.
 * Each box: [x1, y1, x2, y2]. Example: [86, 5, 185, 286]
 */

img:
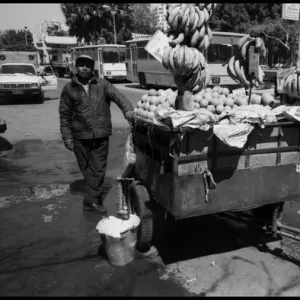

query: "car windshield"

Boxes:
[0, 65, 36, 75]
[102, 47, 120, 63]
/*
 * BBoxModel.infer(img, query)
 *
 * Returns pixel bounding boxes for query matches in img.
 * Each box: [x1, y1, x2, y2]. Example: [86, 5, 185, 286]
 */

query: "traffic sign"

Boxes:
[282, 3, 300, 21]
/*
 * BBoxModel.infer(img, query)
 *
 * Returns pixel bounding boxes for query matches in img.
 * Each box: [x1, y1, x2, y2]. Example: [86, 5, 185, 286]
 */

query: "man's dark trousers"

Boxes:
[73, 137, 109, 204]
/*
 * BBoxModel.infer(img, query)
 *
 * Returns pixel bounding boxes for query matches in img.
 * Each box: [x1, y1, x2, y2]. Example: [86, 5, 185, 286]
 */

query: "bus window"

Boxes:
[137, 47, 148, 59]
[233, 45, 240, 56]
[120, 50, 126, 63]
[149, 53, 156, 60]
[207, 44, 232, 63]
[102, 47, 119, 63]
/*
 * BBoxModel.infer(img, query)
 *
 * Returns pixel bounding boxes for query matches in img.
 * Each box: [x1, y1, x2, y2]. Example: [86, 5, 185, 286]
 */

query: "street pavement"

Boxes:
[0, 79, 300, 296]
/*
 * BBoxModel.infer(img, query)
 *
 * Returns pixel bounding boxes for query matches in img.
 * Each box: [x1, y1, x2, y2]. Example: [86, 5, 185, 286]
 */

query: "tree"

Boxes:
[131, 4, 157, 35]
[61, 3, 134, 45]
[0, 29, 36, 51]
[47, 24, 68, 37]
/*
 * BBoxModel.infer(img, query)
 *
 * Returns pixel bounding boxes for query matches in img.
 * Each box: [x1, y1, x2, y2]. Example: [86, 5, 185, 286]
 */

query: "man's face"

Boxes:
[76, 58, 94, 79]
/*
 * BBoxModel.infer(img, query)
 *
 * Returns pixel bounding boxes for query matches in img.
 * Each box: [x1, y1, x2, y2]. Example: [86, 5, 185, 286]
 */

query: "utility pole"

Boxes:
[24, 26, 28, 45]
[112, 11, 117, 44]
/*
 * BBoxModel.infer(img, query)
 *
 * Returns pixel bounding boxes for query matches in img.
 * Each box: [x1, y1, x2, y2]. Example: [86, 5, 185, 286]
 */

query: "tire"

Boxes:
[36, 92, 44, 104]
[128, 182, 153, 252]
[138, 73, 148, 89]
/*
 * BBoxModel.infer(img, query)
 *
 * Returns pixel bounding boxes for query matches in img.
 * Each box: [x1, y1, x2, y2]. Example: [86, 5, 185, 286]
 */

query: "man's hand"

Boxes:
[125, 111, 134, 121]
[64, 140, 74, 151]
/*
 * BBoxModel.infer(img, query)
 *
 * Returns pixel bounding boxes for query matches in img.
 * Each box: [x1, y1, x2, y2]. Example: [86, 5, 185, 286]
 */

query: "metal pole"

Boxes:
[24, 27, 28, 45]
[113, 12, 117, 44]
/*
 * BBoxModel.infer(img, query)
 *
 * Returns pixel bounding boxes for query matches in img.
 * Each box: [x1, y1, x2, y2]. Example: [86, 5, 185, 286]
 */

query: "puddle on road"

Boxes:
[0, 184, 70, 209]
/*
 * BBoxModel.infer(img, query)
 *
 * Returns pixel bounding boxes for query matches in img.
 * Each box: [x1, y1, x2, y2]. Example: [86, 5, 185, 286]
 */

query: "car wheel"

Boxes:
[36, 92, 44, 104]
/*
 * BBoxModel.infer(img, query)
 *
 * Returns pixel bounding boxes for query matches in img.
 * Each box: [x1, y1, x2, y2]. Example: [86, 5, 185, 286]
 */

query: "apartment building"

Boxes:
[150, 3, 169, 32]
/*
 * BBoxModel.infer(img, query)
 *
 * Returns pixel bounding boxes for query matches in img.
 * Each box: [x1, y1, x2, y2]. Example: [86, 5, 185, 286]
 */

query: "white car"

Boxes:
[0, 63, 58, 104]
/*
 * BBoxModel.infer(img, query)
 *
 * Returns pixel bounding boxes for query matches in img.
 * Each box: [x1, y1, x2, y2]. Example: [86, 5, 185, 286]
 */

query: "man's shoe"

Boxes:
[83, 203, 107, 214]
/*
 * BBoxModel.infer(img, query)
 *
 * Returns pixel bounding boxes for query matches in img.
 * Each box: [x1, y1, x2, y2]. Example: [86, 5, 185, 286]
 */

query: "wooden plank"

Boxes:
[173, 164, 300, 219]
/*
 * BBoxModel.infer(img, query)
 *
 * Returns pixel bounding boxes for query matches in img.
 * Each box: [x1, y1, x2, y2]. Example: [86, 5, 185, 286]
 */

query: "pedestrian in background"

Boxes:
[59, 55, 134, 214]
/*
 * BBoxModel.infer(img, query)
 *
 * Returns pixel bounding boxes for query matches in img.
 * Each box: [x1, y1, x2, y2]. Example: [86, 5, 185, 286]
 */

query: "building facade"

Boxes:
[150, 4, 168, 32]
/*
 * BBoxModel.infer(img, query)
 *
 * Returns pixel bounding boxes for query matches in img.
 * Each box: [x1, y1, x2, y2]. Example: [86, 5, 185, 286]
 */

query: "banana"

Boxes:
[203, 8, 209, 23]
[170, 32, 185, 45]
[172, 13, 180, 32]
[184, 16, 190, 36]
[168, 33, 175, 41]
[191, 48, 200, 73]
[257, 65, 264, 85]
[178, 45, 185, 75]
[291, 73, 297, 95]
[198, 51, 206, 69]
[178, 4, 187, 29]
[197, 25, 206, 48]
[240, 40, 253, 60]
[190, 11, 199, 35]
[240, 63, 250, 87]
[181, 45, 191, 75]
[181, 6, 190, 30]
[191, 29, 200, 47]
[162, 46, 172, 70]
[167, 3, 181, 10]
[206, 3, 213, 11]
[234, 58, 246, 85]
[186, 47, 195, 76]
[168, 47, 176, 74]
[185, 69, 199, 89]
[228, 55, 237, 77]
[203, 34, 210, 49]
[188, 5, 196, 30]
[212, 3, 218, 10]
[199, 3, 205, 10]
[206, 25, 213, 41]
[168, 5, 181, 25]
[238, 34, 250, 49]
[204, 65, 211, 87]
[173, 44, 182, 73]
[194, 6, 205, 29]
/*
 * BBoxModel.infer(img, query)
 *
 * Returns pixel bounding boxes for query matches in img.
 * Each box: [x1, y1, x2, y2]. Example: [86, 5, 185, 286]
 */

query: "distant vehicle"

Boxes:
[70, 44, 127, 81]
[0, 52, 58, 104]
[33, 35, 77, 78]
[125, 31, 247, 89]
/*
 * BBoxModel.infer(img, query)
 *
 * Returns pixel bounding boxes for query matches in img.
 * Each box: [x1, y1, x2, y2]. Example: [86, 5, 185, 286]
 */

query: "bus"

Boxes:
[70, 44, 127, 81]
[125, 32, 247, 89]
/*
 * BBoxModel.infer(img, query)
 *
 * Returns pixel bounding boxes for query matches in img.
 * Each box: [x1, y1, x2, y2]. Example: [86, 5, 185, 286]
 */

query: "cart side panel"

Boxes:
[135, 149, 174, 213]
[174, 164, 300, 219]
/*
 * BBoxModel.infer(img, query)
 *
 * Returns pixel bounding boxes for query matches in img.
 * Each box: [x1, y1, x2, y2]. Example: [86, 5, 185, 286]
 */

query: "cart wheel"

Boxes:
[251, 203, 283, 221]
[128, 182, 153, 252]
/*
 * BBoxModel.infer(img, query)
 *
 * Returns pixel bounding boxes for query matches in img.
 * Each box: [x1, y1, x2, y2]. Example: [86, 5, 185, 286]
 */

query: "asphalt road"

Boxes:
[0, 79, 300, 296]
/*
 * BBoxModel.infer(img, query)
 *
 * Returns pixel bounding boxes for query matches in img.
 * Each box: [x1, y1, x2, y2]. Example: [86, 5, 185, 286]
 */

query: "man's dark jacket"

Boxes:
[59, 76, 133, 141]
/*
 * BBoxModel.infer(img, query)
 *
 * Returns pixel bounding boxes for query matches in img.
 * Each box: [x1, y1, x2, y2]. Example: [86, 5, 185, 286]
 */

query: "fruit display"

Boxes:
[133, 86, 276, 121]
[161, 3, 215, 96]
[134, 89, 177, 121]
[227, 35, 267, 88]
[166, 3, 217, 50]
[280, 71, 300, 105]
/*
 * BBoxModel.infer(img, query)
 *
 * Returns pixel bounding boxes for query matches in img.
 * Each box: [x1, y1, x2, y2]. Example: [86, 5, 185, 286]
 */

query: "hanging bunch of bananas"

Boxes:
[227, 34, 267, 88]
[162, 44, 210, 93]
[281, 72, 300, 101]
[166, 3, 216, 51]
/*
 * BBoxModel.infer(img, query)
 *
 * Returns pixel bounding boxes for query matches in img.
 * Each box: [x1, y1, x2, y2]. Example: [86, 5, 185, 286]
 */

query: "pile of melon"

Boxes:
[134, 88, 177, 120]
[134, 86, 276, 120]
[191, 86, 275, 115]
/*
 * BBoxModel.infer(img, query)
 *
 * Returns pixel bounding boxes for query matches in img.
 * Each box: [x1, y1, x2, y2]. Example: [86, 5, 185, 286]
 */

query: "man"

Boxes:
[59, 55, 134, 214]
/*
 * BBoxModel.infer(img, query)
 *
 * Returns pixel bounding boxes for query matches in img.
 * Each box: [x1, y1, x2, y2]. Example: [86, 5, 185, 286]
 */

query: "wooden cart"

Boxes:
[126, 116, 300, 251]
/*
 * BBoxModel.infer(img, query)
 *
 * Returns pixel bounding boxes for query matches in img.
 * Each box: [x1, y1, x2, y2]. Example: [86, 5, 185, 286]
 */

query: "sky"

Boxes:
[0, 4, 66, 32]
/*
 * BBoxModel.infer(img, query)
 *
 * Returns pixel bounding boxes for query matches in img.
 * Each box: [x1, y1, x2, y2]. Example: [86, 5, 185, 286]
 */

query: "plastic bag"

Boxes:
[123, 133, 136, 169]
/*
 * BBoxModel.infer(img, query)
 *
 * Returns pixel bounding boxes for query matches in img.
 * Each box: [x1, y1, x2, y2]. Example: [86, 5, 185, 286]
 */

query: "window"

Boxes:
[52, 55, 58, 62]
[102, 47, 119, 63]
[207, 44, 232, 63]
[137, 47, 148, 59]
[149, 53, 156, 60]
[43, 66, 54, 76]
[120, 50, 125, 63]
[0, 64, 36, 75]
